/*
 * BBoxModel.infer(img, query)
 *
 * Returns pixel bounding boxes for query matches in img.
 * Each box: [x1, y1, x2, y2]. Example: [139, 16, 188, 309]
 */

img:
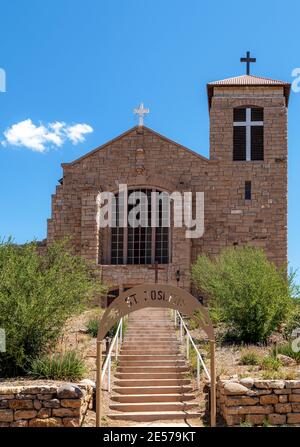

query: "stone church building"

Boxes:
[47, 73, 290, 303]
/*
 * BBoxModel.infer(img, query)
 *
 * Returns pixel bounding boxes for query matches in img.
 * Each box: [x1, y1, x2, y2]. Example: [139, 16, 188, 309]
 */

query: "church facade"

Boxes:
[47, 74, 290, 303]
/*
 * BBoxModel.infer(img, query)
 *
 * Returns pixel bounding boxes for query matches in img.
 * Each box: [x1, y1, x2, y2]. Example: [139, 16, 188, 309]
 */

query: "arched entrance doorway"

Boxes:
[96, 284, 216, 426]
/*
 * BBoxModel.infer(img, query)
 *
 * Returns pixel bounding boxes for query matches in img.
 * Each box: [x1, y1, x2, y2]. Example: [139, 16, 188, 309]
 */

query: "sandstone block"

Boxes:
[43, 399, 60, 408]
[260, 395, 278, 405]
[287, 413, 300, 424]
[254, 380, 284, 390]
[0, 409, 14, 422]
[227, 405, 273, 415]
[11, 420, 29, 427]
[37, 408, 52, 419]
[246, 414, 265, 425]
[223, 382, 253, 396]
[63, 417, 80, 427]
[14, 410, 37, 420]
[29, 417, 63, 427]
[9, 399, 33, 410]
[274, 403, 292, 414]
[57, 384, 83, 399]
[61, 399, 81, 408]
[268, 413, 286, 425]
[227, 396, 259, 406]
[289, 394, 300, 403]
[52, 408, 80, 417]
[33, 399, 42, 410]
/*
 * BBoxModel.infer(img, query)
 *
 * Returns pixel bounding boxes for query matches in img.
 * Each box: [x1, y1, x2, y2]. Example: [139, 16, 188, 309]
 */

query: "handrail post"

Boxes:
[180, 318, 183, 341]
[96, 340, 102, 427]
[116, 334, 119, 361]
[174, 310, 177, 327]
[108, 356, 111, 392]
[197, 356, 200, 389]
[210, 340, 216, 427]
[120, 318, 123, 344]
[186, 333, 189, 359]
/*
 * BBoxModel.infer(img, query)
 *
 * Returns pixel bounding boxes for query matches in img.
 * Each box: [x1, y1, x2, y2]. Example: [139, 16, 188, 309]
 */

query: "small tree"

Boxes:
[191, 247, 294, 343]
[0, 238, 104, 377]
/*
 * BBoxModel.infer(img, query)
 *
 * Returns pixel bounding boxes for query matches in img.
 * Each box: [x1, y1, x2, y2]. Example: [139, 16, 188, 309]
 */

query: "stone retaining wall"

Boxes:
[0, 382, 93, 427]
[218, 379, 300, 426]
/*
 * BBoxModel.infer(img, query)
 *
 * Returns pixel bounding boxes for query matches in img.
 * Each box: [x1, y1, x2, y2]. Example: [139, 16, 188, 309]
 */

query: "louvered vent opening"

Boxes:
[251, 126, 264, 160]
[233, 127, 246, 161]
[245, 181, 252, 200]
[233, 108, 246, 122]
[251, 108, 264, 121]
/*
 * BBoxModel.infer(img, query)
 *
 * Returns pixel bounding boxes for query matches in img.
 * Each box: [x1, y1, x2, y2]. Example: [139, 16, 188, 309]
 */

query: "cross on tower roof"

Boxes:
[240, 51, 256, 75]
[134, 102, 149, 126]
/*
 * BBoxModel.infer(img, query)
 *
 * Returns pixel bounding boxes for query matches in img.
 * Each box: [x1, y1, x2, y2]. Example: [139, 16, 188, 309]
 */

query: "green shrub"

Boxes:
[261, 355, 282, 371]
[273, 342, 300, 364]
[240, 350, 260, 366]
[0, 238, 103, 377]
[86, 318, 99, 338]
[29, 351, 86, 380]
[192, 247, 294, 343]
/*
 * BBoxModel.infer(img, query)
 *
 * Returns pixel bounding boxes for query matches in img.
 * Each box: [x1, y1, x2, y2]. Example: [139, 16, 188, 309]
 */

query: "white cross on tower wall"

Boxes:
[233, 108, 263, 161]
[134, 102, 150, 126]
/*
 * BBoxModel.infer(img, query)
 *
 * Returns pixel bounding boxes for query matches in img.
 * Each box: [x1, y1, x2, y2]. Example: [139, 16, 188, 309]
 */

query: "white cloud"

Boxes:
[65, 123, 94, 144]
[2, 119, 93, 152]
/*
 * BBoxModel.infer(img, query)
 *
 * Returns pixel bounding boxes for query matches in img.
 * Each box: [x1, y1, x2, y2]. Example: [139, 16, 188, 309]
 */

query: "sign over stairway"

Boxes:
[95, 284, 216, 427]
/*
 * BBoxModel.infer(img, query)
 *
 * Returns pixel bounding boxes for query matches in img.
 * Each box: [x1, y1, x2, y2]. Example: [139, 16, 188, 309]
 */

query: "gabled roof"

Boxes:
[207, 74, 291, 108]
[62, 125, 209, 167]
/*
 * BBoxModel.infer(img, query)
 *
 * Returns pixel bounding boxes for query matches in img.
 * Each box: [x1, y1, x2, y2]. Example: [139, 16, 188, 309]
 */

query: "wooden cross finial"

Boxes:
[240, 51, 256, 75]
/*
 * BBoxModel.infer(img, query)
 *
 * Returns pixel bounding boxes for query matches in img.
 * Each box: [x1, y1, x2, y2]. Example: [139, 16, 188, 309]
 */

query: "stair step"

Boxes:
[118, 360, 186, 367]
[112, 385, 193, 395]
[122, 343, 179, 348]
[109, 401, 198, 413]
[107, 411, 202, 421]
[114, 379, 191, 387]
[115, 372, 187, 379]
[111, 394, 196, 403]
[118, 355, 184, 361]
[121, 350, 180, 355]
[117, 368, 189, 375]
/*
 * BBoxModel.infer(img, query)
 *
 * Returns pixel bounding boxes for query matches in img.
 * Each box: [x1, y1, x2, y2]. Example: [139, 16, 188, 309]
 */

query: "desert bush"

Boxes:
[0, 238, 103, 376]
[261, 355, 282, 371]
[86, 318, 99, 338]
[240, 350, 260, 366]
[273, 341, 300, 364]
[29, 351, 86, 380]
[192, 247, 295, 343]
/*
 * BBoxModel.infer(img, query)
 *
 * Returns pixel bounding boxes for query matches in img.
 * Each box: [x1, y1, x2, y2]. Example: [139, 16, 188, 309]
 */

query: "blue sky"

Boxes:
[0, 0, 299, 278]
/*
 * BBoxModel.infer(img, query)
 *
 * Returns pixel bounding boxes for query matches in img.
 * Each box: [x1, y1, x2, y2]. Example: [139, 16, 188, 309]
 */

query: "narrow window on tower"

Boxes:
[233, 107, 264, 161]
[245, 181, 252, 200]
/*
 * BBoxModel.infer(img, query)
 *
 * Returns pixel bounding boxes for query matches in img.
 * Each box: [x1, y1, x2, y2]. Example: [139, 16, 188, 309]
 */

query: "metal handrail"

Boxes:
[174, 310, 210, 387]
[101, 318, 123, 392]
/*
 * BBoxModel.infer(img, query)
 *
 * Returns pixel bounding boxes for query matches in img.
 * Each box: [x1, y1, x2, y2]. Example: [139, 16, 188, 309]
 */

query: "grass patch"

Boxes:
[273, 341, 300, 364]
[261, 355, 282, 372]
[240, 350, 260, 366]
[86, 317, 99, 337]
[29, 351, 86, 381]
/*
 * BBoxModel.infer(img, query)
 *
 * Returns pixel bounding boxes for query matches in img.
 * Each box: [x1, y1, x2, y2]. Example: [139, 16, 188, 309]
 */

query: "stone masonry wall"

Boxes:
[0, 382, 93, 427]
[48, 84, 288, 294]
[218, 379, 300, 426]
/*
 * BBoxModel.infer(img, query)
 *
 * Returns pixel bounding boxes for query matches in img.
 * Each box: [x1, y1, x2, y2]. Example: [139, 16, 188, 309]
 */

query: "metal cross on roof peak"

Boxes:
[240, 51, 256, 75]
[134, 102, 150, 126]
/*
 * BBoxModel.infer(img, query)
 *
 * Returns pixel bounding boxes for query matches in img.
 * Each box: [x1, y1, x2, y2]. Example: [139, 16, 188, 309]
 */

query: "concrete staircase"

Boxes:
[107, 308, 201, 422]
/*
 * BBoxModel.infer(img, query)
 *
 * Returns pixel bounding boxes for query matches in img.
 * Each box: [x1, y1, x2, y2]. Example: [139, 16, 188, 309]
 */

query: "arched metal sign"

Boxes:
[96, 284, 216, 427]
